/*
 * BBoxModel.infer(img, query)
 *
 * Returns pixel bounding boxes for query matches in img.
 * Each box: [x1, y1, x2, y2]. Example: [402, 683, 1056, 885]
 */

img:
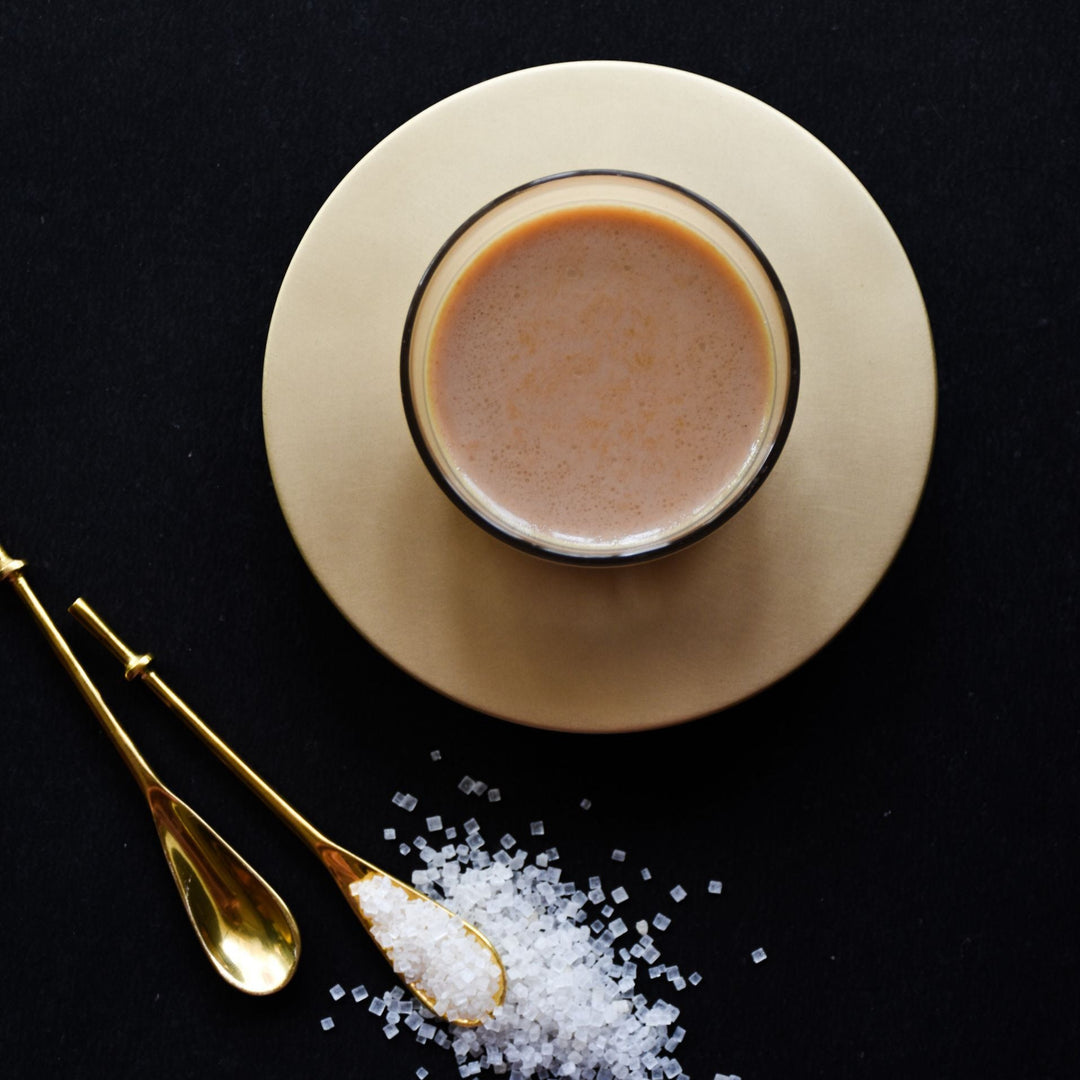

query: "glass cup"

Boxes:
[401, 170, 798, 565]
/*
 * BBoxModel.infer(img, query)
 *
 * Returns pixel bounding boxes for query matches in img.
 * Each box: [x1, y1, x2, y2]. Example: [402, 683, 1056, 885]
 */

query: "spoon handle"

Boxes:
[1, 546, 157, 793]
[68, 597, 368, 872]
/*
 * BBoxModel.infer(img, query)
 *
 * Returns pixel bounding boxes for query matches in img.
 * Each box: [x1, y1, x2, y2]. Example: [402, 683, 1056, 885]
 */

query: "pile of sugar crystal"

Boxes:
[350, 873, 503, 1024]
[430, 858, 685, 1078]
[388, 822, 691, 1079]
[324, 776, 747, 1078]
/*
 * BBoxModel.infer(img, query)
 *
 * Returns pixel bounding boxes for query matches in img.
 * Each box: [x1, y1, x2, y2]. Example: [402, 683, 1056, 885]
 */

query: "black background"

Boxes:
[1, 3, 1076, 1078]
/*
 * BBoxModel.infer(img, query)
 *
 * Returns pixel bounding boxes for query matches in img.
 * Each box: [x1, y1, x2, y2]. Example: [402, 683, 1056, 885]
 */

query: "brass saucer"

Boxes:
[263, 61, 936, 732]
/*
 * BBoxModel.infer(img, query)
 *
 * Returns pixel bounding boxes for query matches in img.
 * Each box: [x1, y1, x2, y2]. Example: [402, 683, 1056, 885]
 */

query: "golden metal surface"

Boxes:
[0, 544, 299, 995]
[70, 596, 507, 1026]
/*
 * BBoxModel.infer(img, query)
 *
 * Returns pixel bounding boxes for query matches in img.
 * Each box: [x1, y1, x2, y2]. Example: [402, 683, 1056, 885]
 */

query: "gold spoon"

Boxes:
[69, 596, 507, 1026]
[0, 545, 300, 995]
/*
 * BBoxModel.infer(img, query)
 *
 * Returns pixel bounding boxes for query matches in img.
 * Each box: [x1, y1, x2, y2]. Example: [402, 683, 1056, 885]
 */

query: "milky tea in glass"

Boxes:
[401, 171, 798, 565]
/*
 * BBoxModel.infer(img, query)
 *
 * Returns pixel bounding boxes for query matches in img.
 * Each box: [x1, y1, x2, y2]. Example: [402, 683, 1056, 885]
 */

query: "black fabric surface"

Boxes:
[1, 3, 1076, 1078]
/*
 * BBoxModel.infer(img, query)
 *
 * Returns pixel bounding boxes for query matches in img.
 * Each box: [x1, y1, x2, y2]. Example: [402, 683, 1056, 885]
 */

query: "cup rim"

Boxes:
[401, 168, 800, 566]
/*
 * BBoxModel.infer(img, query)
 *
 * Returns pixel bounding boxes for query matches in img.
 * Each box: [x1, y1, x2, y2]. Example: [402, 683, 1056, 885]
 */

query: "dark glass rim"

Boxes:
[401, 169, 800, 567]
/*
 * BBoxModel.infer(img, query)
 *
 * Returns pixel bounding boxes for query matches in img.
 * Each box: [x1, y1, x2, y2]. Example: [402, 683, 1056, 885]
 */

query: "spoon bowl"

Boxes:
[147, 786, 300, 994]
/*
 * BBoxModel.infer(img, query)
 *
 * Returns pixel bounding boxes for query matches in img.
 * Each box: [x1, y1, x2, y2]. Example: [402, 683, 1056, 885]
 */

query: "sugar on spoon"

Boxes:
[0, 544, 300, 995]
[68, 596, 507, 1027]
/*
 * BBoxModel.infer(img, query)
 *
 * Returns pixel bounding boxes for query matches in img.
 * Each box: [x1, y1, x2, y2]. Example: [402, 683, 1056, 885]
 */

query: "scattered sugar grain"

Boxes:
[579, 797, 592, 810]
[708, 880, 723, 894]
[445, 825, 458, 839]
[665, 1026, 686, 1051]
[351, 984, 369, 1002]
[641, 867, 652, 881]
[399, 843, 411, 855]
[487, 788, 501, 802]
[430, 749, 442, 761]
[458, 776, 477, 794]
[611, 848, 627, 862]
[689, 971, 702, 986]
[653, 912, 672, 931]
[426, 815, 444, 831]
[320, 1016, 334, 1031]
[392, 791, 419, 812]
[612, 886, 630, 904]
[669, 885, 687, 903]
[752, 947, 767, 964]
[329, 983, 345, 1001]
[417, 1070, 429, 1080]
